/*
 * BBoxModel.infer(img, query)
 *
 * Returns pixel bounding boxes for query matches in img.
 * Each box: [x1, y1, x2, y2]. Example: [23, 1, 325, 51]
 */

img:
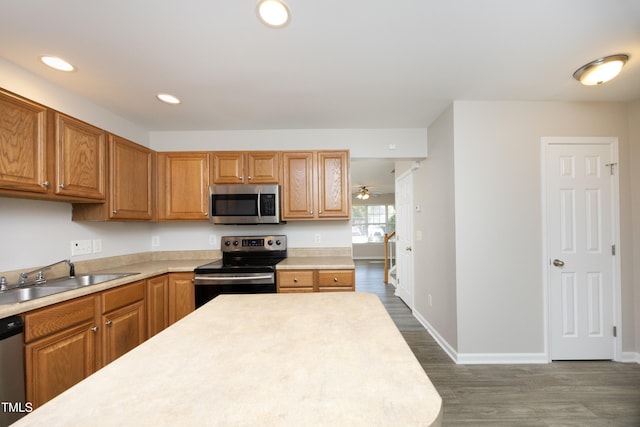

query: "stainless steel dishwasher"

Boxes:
[0, 314, 27, 425]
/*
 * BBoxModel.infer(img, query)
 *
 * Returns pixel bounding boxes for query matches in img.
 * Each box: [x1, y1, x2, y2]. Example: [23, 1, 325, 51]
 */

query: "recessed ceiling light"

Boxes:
[256, 0, 290, 28]
[156, 93, 181, 105]
[40, 56, 75, 72]
[573, 54, 629, 86]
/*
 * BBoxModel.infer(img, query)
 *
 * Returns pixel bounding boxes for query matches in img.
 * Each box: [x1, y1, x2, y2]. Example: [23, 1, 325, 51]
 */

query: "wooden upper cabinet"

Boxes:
[72, 135, 154, 221]
[55, 113, 106, 200]
[157, 152, 210, 220]
[281, 150, 350, 221]
[317, 151, 350, 219]
[281, 152, 315, 219]
[108, 135, 153, 220]
[0, 89, 49, 194]
[212, 151, 279, 184]
[247, 152, 279, 183]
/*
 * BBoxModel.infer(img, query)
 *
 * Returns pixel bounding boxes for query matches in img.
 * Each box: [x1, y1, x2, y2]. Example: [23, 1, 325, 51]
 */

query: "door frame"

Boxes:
[541, 136, 622, 362]
[395, 168, 415, 310]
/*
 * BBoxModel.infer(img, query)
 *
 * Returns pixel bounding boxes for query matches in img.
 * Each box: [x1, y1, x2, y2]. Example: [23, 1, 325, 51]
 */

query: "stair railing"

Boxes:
[384, 232, 397, 285]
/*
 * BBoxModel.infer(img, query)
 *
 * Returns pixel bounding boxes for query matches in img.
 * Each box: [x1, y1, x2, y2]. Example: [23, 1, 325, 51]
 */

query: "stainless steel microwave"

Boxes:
[208, 184, 281, 225]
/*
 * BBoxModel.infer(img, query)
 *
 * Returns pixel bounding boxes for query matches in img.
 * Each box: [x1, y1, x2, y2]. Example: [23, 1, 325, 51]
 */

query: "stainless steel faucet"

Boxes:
[19, 259, 76, 285]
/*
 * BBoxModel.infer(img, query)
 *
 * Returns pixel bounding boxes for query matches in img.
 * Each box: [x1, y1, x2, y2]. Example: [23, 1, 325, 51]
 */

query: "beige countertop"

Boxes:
[276, 256, 355, 270]
[0, 258, 210, 318]
[13, 292, 442, 427]
[0, 251, 355, 317]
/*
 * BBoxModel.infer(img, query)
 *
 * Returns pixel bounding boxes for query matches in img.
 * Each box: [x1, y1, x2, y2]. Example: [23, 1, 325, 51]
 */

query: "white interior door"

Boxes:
[395, 170, 414, 309]
[545, 138, 618, 360]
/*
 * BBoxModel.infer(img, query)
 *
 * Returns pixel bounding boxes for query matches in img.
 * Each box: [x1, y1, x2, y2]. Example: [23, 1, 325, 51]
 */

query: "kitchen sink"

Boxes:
[0, 286, 75, 305]
[0, 273, 138, 305]
[47, 273, 138, 288]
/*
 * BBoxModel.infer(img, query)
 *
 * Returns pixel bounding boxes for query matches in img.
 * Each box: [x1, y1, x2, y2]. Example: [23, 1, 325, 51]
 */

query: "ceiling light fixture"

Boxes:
[356, 186, 370, 200]
[573, 54, 629, 86]
[40, 56, 75, 72]
[156, 93, 181, 105]
[256, 0, 290, 28]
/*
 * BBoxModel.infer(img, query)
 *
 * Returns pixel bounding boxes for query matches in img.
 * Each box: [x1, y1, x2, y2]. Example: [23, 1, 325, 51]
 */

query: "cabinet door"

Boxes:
[55, 113, 106, 200]
[25, 321, 97, 408]
[246, 152, 279, 183]
[212, 152, 244, 183]
[169, 272, 195, 324]
[157, 152, 210, 220]
[0, 89, 49, 194]
[147, 275, 169, 338]
[109, 135, 153, 220]
[317, 151, 350, 219]
[281, 152, 315, 220]
[102, 300, 146, 365]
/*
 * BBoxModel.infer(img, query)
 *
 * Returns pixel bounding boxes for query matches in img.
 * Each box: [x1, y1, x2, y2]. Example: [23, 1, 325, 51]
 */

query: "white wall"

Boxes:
[0, 198, 152, 272]
[452, 101, 634, 356]
[0, 59, 149, 146]
[415, 105, 458, 351]
[150, 129, 427, 159]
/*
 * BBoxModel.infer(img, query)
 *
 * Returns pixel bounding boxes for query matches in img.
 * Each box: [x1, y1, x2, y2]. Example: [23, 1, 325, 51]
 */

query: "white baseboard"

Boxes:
[412, 309, 548, 365]
[621, 352, 640, 363]
[456, 352, 548, 364]
[412, 310, 458, 363]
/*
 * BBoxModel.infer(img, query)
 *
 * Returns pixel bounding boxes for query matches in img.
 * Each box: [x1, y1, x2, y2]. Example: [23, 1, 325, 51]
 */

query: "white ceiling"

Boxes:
[1, 1, 638, 196]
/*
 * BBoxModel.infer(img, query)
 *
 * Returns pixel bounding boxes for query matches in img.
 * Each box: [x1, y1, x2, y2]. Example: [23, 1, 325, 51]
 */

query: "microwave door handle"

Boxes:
[257, 187, 262, 220]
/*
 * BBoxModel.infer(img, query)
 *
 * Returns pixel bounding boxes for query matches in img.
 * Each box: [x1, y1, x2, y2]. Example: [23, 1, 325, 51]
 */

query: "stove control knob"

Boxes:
[233, 240, 239, 246]
[276, 240, 282, 246]
[267, 240, 273, 246]
[224, 241, 231, 247]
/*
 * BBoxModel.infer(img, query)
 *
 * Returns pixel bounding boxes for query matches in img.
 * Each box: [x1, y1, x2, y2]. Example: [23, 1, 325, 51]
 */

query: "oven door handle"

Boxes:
[193, 275, 274, 282]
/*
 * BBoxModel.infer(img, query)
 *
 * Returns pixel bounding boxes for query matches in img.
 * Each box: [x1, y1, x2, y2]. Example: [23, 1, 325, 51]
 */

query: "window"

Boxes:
[352, 204, 395, 243]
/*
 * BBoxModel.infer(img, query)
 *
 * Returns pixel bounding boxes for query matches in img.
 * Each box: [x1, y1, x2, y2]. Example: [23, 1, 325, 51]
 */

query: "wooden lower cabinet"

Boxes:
[277, 269, 355, 293]
[168, 272, 195, 324]
[24, 281, 147, 409]
[24, 295, 98, 408]
[146, 275, 170, 338]
[101, 281, 146, 365]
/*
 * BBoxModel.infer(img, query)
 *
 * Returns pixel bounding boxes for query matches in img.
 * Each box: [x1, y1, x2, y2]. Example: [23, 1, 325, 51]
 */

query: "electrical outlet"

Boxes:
[93, 239, 103, 253]
[209, 234, 217, 246]
[151, 236, 160, 247]
[71, 240, 92, 256]
[315, 233, 321, 243]
[428, 294, 433, 307]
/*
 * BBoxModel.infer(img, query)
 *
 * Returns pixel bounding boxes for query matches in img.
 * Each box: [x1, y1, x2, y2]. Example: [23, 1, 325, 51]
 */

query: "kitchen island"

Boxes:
[13, 292, 442, 426]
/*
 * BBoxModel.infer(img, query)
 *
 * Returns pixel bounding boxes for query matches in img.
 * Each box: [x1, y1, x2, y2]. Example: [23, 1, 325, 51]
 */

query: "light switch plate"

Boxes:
[71, 240, 92, 256]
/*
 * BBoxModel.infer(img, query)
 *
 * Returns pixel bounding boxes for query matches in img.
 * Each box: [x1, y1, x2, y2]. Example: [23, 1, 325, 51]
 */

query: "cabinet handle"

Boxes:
[239, 176, 243, 181]
[293, 278, 298, 283]
[59, 183, 67, 189]
[310, 211, 313, 214]
[42, 180, 50, 188]
[105, 320, 112, 326]
[91, 326, 99, 332]
[333, 277, 338, 282]
[112, 210, 118, 214]
[248, 176, 252, 180]
[204, 212, 208, 216]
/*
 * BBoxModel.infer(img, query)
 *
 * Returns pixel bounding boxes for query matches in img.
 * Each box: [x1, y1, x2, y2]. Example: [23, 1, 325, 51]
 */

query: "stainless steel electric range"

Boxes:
[193, 235, 287, 308]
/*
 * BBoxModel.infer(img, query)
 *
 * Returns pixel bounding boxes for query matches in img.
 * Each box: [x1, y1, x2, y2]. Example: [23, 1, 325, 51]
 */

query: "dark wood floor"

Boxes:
[354, 260, 640, 427]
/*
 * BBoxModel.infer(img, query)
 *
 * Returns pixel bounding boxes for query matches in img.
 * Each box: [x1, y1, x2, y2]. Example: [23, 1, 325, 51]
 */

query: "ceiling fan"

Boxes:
[355, 186, 371, 200]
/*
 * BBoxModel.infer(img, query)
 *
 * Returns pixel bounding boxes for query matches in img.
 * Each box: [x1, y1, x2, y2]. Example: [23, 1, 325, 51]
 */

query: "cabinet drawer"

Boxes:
[101, 281, 145, 313]
[24, 295, 95, 342]
[277, 270, 314, 288]
[317, 270, 354, 288]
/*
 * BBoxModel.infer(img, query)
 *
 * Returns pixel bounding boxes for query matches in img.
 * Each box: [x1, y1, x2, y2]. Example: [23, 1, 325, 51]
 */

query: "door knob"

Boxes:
[552, 259, 565, 267]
